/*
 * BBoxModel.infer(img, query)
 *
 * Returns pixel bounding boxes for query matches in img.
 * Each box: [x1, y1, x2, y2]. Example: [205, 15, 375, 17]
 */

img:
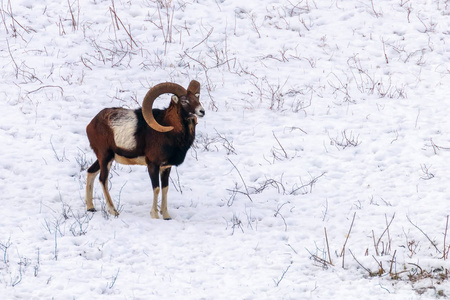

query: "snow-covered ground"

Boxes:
[1, 0, 450, 298]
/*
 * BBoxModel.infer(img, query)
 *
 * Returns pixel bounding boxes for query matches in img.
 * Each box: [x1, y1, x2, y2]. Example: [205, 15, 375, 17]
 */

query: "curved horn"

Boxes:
[187, 80, 201, 95]
[142, 82, 187, 132]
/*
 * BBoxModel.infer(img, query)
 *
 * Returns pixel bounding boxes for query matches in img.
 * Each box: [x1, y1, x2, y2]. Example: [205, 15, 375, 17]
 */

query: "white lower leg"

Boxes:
[85, 170, 99, 211]
[101, 180, 119, 216]
[160, 186, 171, 220]
[150, 187, 160, 219]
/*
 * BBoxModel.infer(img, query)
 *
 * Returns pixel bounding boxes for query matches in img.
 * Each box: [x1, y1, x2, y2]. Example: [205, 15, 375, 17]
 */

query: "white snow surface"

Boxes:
[1, 0, 450, 298]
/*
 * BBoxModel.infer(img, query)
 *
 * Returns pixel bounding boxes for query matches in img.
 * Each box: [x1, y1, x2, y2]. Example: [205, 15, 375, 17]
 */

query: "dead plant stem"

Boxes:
[325, 227, 332, 265]
[340, 212, 356, 267]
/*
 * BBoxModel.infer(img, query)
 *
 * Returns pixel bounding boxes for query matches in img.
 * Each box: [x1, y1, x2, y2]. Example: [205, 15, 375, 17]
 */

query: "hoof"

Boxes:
[87, 208, 97, 212]
[161, 211, 172, 220]
[107, 207, 120, 217]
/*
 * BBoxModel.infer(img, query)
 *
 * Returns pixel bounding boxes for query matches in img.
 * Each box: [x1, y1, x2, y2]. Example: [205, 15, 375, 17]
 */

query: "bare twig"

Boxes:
[330, 130, 361, 150]
[325, 227, 332, 265]
[26, 85, 64, 96]
[192, 27, 213, 49]
[6, 39, 18, 78]
[273, 131, 288, 159]
[274, 262, 292, 286]
[290, 172, 325, 195]
[349, 249, 371, 273]
[374, 213, 395, 255]
[214, 129, 236, 155]
[415, 109, 420, 128]
[274, 202, 289, 231]
[147, 0, 175, 54]
[420, 164, 434, 180]
[0, 237, 11, 264]
[309, 253, 333, 269]
[372, 230, 379, 256]
[389, 250, 397, 275]
[382, 37, 388, 64]
[3, 0, 33, 39]
[0, 2, 8, 34]
[370, 0, 380, 18]
[340, 212, 356, 268]
[428, 139, 450, 154]
[227, 158, 252, 202]
[108, 268, 120, 289]
[50, 136, 68, 162]
[444, 215, 449, 260]
[407, 215, 441, 254]
[109, 6, 138, 48]
[247, 13, 261, 38]
[67, 0, 77, 31]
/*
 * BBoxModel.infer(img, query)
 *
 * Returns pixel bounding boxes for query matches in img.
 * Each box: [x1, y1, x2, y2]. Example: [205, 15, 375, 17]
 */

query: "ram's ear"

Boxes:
[171, 95, 179, 103]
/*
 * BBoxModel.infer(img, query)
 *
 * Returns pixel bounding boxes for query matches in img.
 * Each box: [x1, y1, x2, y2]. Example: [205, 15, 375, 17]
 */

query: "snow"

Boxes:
[1, 0, 450, 298]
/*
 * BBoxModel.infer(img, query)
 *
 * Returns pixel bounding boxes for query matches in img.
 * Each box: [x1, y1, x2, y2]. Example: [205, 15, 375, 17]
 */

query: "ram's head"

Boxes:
[142, 80, 205, 132]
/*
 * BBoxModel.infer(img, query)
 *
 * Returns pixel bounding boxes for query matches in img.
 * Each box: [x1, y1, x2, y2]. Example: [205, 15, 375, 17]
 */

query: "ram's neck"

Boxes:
[161, 103, 197, 142]
[163, 103, 183, 133]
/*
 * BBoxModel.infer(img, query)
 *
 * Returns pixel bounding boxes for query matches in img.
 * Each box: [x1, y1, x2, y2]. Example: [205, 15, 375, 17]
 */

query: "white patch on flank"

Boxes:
[110, 110, 138, 150]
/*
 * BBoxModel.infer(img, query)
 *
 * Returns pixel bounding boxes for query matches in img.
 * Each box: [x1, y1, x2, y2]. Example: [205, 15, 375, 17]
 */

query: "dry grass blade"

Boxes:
[407, 215, 441, 254]
[109, 6, 138, 48]
[340, 212, 356, 268]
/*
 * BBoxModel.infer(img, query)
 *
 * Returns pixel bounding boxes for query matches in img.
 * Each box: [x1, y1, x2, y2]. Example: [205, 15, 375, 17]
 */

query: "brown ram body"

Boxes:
[85, 80, 204, 219]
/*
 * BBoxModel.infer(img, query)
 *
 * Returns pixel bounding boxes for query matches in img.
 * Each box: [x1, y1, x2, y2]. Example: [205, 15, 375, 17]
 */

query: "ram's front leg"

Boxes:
[160, 166, 172, 220]
[147, 164, 160, 219]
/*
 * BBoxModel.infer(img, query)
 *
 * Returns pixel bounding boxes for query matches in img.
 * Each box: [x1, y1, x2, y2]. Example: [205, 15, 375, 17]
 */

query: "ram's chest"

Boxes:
[110, 110, 138, 150]
[162, 143, 191, 166]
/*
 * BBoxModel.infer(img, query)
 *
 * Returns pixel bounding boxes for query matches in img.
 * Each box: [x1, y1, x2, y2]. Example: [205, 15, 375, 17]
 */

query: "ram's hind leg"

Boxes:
[86, 160, 100, 212]
[160, 166, 172, 220]
[99, 155, 119, 216]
